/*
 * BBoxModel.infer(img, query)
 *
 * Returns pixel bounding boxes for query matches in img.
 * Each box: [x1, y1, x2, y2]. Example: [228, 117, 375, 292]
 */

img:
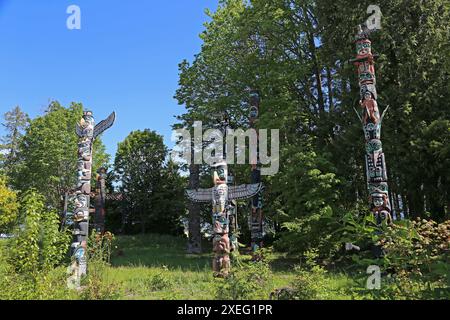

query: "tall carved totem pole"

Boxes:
[248, 91, 264, 256]
[71, 111, 115, 277]
[350, 16, 392, 225]
[186, 162, 262, 277]
[94, 167, 107, 233]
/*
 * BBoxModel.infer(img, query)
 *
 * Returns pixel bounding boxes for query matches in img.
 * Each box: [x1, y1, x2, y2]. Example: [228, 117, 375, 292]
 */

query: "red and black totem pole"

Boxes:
[350, 16, 392, 226]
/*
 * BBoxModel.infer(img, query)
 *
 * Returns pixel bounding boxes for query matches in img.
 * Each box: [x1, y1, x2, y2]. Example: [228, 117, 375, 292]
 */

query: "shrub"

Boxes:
[148, 271, 173, 291]
[0, 190, 72, 299]
[215, 258, 273, 300]
[288, 249, 332, 300]
[0, 176, 19, 234]
[78, 231, 120, 300]
[8, 190, 71, 274]
[342, 214, 450, 300]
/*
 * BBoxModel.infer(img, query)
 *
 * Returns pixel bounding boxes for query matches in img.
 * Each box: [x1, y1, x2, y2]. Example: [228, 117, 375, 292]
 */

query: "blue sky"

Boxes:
[0, 0, 217, 158]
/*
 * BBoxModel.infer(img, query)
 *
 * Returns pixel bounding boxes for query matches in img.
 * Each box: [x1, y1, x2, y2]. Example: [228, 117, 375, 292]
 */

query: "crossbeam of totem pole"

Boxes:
[350, 11, 392, 226]
[70, 111, 115, 278]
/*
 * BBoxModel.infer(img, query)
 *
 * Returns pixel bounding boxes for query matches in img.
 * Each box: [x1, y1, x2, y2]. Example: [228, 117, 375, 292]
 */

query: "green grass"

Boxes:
[0, 234, 359, 300]
[100, 234, 354, 300]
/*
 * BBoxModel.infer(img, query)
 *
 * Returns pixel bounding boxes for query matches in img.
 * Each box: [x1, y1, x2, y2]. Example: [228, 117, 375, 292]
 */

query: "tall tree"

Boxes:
[0, 106, 29, 176]
[114, 129, 185, 234]
[11, 102, 110, 209]
[175, 0, 450, 256]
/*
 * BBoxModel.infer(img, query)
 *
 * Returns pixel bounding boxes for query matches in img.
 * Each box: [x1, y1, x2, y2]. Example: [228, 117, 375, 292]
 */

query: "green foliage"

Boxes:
[0, 175, 19, 233]
[8, 190, 71, 275]
[174, 0, 450, 262]
[79, 231, 120, 300]
[0, 190, 72, 300]
[8, 102, 110, 209]
[343, 216, 450, 300]
[215, 259, 273, 300]
[89, 231, 116, 264]
[289, 249, 331, 300]
[148, 271, 174, 291]
[273, 149, 343, 257]
[0, 106, 29, 175]
[114, 130, 186, 235]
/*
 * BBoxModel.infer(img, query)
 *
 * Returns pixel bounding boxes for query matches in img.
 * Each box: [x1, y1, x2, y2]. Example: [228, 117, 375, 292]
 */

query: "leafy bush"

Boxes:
[286, 249, 341, 300]
[215, 258, 273, 300]
[272, 150, 343, 259]
[8, 190, 71, 274]
[342, 214, 450, 300]
[148, 271, 173, 291]
[0, 190, 72, 299]
[79, 231, 120, 300]
[0, 176, 19, 234]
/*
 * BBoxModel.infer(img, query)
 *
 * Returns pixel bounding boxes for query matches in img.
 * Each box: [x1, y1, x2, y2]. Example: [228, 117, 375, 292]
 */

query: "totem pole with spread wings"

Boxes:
[186, 162, 262, 277]
[69, 111, 115, 278]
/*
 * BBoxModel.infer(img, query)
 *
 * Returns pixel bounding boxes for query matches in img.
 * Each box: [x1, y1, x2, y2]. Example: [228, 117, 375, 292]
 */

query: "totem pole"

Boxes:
[186, 163, 262, 277]
[350, 15, 392, 226]
[94, 167, 107, 234]
[70, 111, 115, 277]
[186, 116, 262, 276]
[248, 90, 264, 257]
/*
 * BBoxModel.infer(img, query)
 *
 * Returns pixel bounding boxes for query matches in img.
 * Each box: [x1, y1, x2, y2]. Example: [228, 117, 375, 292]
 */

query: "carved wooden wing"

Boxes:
[94, 112, 116, 139]
[105, 193, 123, 201]
[228, 183, 263, 201]
[185, 188, 213, 203]
[75, 123, 84, 138]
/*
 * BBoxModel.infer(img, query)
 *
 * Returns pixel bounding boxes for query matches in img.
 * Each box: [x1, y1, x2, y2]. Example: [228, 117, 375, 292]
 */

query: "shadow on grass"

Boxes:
[110, 234, 305, 274]
[111, 234, 212, 271]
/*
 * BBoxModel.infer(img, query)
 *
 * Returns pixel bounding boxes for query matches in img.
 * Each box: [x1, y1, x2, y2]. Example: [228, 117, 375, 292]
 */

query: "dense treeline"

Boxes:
[174, 0, 450, 253]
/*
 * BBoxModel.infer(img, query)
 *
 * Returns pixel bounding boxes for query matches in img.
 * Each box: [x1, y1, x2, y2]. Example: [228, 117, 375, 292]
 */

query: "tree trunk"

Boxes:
[326, 66, 334, 112]
[187, 163, 202, 254]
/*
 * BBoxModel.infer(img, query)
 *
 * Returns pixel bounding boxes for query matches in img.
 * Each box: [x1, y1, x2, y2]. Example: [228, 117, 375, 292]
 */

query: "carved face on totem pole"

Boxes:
[366, 139, 387, 182]
[361, 92, 380, 125]
[97, 167, 107, 177]
[213, 162, 227, 186]
[249, 106, 259, 120]
[79, 111, 95, 138]
[356, 39, 372, 58]
[360, 84, 377, 100]
[212, 162, 229, 235]
[249, 91, 260, 106]
[368, 182, 391, 221]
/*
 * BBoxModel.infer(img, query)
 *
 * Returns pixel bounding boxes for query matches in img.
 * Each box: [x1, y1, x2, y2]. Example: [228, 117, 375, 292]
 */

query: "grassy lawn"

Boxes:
[0, 234, 360, 300]
[101, 234, 355, 300]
